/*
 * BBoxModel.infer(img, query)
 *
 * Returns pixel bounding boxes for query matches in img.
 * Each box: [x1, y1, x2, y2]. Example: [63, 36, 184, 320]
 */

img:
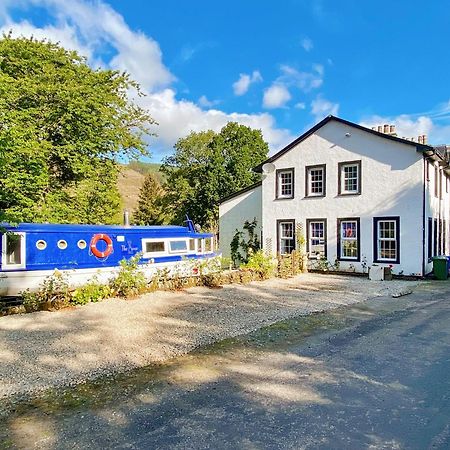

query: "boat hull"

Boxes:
[0, 256, 221, 297]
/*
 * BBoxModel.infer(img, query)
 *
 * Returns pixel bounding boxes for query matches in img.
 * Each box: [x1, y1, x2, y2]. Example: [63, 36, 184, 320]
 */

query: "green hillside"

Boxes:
[117, 162, 164, 217]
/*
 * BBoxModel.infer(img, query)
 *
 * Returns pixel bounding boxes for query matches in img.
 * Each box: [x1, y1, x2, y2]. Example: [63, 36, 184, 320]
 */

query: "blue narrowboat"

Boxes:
[0, 220, 219, 297]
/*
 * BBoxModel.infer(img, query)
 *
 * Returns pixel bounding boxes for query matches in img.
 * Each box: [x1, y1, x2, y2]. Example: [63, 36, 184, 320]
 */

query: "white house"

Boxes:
[219, 115, 450, 276]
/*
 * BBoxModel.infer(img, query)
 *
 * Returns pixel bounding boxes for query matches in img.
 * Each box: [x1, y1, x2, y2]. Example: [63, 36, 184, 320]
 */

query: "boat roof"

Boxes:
[1, 223, 213, 237]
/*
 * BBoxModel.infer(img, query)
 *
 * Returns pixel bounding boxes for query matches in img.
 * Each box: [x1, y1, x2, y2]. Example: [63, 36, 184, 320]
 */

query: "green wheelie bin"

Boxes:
[432, 256, 449, 280]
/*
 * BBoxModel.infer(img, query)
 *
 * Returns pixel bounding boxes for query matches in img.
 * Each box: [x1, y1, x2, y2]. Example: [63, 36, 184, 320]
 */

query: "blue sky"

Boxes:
[1, 0, 450, 161]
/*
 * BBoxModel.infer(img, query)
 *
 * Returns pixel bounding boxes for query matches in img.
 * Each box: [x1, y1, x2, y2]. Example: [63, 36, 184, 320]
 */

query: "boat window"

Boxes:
[145, 241, 165, 253]
[169, 240, 188, 253]
[2, 233, 25, 268]
[57, 240, 68, 250]
[205, 237, 212, 253]
[143, 240, 166, 255]
[197, 238, 203, 253]
[189, 239, 196, 251]
[77, 240, 87, 250]
[36, 240, 47, 250]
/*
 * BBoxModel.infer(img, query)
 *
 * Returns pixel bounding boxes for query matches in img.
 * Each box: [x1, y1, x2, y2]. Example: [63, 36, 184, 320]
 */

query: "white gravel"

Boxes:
[0, 273, 418, 399]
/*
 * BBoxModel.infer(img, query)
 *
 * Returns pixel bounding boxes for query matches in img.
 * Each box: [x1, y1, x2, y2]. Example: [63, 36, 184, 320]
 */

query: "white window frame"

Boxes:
[307, 220, 326, 259]
[306, 165, 325, 197]
[276, 169, 294, 199]
[278, 221, 295, 255]
[339, 220, 359, 260]
[2, 232, 26, 270]
[204, 237, 214, 254]
[197, 238, 204, 254]
[376, 219, 398, 262]
[339, 162, 360, 195]
[141, 238, 167, 258]
[168, 238, 189, 254]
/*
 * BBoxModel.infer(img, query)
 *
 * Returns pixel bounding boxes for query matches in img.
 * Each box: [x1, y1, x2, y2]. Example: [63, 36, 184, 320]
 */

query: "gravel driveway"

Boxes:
[0, 273, 417, 400]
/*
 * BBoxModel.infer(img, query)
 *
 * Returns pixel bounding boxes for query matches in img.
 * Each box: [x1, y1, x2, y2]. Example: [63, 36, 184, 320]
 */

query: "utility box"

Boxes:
[369, 265, 384, 281]
[369, 265, 392, 281]
[433, 256, 448, 280]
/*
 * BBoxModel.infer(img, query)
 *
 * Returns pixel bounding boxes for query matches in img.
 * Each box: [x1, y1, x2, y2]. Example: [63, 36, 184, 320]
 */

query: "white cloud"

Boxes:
[198, 95, 220, 108]
[0, 0, 174, 92]
[358, 113, 450, 145]
[140, 88, 294, 154]
[232, 70, 262, 96]
[301, 37, 313, 52]
[310, 95, 339, 122]
[0, 0, 293, 157]
[279, 64, 323, 92]
[263, 84, 292, 109]
[295, 102, 306, 109]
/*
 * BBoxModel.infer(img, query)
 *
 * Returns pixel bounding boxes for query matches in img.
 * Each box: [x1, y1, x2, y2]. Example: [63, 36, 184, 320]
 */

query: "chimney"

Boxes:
[383, 124, 390, 133]
[377, 125, 383, 133]
[123, 209, 130, 226]
[418, 135, 423, 144]
[422, 134, 427, 144]
[410, 137, 415, 142]
[389, 125, 395, 134]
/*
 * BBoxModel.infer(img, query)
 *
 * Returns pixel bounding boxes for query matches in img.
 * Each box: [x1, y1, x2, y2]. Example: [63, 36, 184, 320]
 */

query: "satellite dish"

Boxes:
[262, 163, 276, 174]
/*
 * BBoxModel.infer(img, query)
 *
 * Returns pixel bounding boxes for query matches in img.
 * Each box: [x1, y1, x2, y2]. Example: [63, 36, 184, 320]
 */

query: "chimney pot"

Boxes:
[389, 125, 395, 133]
[422, 134, 427, 144]
[418, 135, 423, 144]
[411, 137, 415, 142]
[383, 124, 389, 133]
[377, 125, 383, 132]
[372, 126, 377, 131]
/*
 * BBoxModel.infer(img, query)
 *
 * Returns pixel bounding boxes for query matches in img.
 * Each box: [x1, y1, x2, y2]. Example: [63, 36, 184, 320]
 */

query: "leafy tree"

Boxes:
[133, 173, 167, 225]
[161, 123, 268, 230]
[0, 34, 155, 224]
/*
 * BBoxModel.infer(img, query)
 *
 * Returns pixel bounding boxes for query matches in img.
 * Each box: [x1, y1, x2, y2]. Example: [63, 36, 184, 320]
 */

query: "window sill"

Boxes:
[337, 192, 361, 197]
[373, 259, 400, 264]
[274, 196, 294, 201]
[337, 257, 360, 262]
[304, 194, 325, 199]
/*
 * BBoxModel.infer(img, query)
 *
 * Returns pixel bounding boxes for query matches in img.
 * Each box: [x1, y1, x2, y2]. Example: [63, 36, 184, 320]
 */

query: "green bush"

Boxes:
[109, 254, 147, 297]
[71, 280, 112, 305]
[242, 250, 276, 280]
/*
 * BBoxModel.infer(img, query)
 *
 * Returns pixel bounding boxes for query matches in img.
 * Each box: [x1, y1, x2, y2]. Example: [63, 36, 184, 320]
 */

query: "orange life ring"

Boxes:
[90, 234, 113, 258]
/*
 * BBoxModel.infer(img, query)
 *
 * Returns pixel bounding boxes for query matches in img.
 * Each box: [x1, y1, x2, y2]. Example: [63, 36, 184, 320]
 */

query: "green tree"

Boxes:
[133, 173, 167, 225]
[161, 123, 268, 230]
[0, 34, 155, 224]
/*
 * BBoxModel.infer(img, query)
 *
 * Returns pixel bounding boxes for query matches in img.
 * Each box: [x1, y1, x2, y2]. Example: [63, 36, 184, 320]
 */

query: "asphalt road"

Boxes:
[1, 281, 449, 450]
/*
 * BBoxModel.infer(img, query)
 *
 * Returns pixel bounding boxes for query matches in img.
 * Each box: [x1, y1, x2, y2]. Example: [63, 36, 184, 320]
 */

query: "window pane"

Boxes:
[189, 239, 196, 251]
[308, 167, 324, 195]
[281, 223, 293, 238]
[145, 241, 165, 253]
[341, 221, 356, 238]
[205, 238, 212, 252]
[380, 240, 396, 259]
[197, 238, 203, 252]
[379, 221, 395, 239]
[169, 240, 187, 252]
[6, 235, 22, 265]
[278, 171, 293, 197]
[309, 221, 326, 257]
[342, 240, 357, 258]
[342, 164, 359, 192]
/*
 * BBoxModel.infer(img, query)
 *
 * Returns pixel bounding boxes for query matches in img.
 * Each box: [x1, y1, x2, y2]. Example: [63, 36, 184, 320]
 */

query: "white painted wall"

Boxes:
[262, 120, 425, 276]
[424, 158, 450, 274]
[219, 185, 262, 258]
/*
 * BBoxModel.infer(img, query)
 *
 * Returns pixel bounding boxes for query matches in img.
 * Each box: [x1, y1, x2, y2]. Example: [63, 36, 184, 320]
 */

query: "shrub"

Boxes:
[110, 254, 147, 297]
[71, 280, 112, 305]
[242, 250, 276, 280]
[20, 270, 71, 311]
